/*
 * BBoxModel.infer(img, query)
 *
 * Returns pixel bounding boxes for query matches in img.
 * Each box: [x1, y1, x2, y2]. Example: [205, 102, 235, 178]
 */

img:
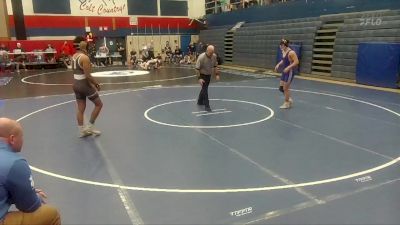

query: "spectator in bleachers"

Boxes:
[129, 50, 137, 69]
[160, 49, 166, 62]
[242, 0, 249, 8]
[98, 44, 109, 55]
[0, 44, 9, 73]
[141, 44, 150, 60]
[188, 43, 197, 62]
[13, 43, 27, 73]
[180, 54, 192, 65]
[156, 53, 162, 67]
[97, 44, 109, 66]
[117, 42, 126, 66]
[229, 0, 241, 10]
[197, 42, 204, 55]
[139, 53, 161, 70]
[61, 41, 73, 69]
[164, 42, 172, 63]
[173, 46, 183, 64]
[148, 40, 155, 59]
[0, 43, 7, 52]
[44, 44, 56, 64]
[220, 0, 230, 12]
[188, 43, 196, 56]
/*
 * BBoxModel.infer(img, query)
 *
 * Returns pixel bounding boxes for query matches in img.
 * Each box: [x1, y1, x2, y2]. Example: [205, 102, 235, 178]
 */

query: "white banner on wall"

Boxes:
[72, 0, 128, 17]
[6, 0, 128, 16]
[6, 0, 197, 18]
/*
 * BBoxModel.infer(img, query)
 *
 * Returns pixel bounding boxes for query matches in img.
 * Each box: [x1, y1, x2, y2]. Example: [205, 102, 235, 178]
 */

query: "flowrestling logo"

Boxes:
[359, 13, 383, 26]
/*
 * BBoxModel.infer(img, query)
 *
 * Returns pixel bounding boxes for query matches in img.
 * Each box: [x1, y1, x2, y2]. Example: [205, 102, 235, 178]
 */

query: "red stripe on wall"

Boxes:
[114, 17, 130, 28]
[138, 17, 196, 29]
[24, 16, 86, 28]
[87, 17, 113, 28]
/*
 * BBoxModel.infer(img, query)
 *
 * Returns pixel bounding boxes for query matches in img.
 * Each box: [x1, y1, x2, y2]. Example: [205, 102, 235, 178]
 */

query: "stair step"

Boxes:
[314, 42, 335, 46]
[313, 54, 333, 59]
[315, 36, 336, 40]
[313, 48, 334, 52]
[312, 65, 332, 71]
[321, 23, 343, 28]
[317, 29, 338, 33]
[311, 71, 332, 76]
[312, 60, 332, 65]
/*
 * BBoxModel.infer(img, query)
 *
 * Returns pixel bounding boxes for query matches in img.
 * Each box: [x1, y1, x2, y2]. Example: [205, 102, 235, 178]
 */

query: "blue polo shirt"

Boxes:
[0, 141, 41, 220]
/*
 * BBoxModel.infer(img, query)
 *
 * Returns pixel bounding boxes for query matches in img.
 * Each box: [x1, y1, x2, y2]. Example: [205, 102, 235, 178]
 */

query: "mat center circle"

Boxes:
[92, 70, 149, 77]
[144, 99, 274, 128]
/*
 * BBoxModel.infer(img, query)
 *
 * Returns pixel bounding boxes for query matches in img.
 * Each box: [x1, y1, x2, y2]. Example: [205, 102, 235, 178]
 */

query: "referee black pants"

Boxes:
[197, 74, 211, 107]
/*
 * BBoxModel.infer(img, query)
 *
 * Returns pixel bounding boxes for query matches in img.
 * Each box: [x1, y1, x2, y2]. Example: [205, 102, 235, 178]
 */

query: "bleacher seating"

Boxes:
[331, 10, 400, 79]
[199, 26, 231, 61]
[199, 9, 400, 80]
[233, 17, 320, 73]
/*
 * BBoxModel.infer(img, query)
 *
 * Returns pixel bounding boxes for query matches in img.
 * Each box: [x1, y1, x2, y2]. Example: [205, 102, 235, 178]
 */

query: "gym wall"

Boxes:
[5, 0, 204, 40]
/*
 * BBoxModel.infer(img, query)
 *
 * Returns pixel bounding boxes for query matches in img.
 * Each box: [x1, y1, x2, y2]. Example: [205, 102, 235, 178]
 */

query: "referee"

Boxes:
[196, 45, 220, 112]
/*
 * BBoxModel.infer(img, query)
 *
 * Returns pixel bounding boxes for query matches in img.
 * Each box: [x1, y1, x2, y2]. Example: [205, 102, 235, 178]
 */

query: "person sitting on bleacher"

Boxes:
[117, 42, 126, 66]
[13, 43, 27, 73]
[155, 53, 162, 69]
[188, 43, 197, 62]
[148, 41, 155, 59]
[164, 43, 173, 64]
[180, 54, 192, 65]
[140, 57, 161, 70]
[0, 44, 9, 73]
[139, 50, 151, 70]
[97, 44, 109, 66]
[139, 50, 162, 70]
[60, 41, 73, 69]
[129, 50, 137, 69]
[173, 46, 183, 64]
[44, 44, 56, 64]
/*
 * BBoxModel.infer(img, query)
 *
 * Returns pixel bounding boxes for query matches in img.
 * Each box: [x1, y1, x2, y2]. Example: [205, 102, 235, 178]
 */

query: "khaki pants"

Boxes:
[1, 204, 60, 225]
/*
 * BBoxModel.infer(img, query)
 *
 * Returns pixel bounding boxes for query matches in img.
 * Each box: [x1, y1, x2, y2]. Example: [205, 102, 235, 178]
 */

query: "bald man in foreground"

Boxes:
[195, 45, 220, 112]
[0, 118, 61, 225]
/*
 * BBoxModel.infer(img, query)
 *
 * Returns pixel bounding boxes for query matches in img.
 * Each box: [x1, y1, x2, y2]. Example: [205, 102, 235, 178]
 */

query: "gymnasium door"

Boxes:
[180, 35, 191, 55]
